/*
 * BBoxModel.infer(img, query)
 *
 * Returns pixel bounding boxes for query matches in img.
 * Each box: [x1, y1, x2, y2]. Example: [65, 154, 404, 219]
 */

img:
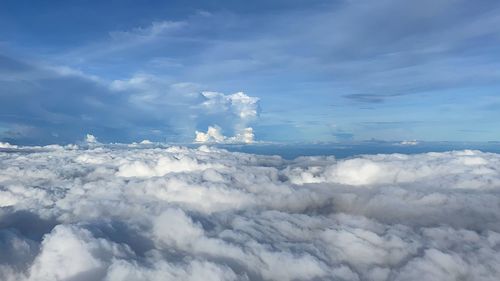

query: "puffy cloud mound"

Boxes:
[194, 126, 226, 143]
[85, 134, 99, 144]
[0, 142, 18, 149]
[196, 92, 259, 144]
[0, 144, 499, 281]
[195, 126, 255, 144]
[200, 92, 259, 121]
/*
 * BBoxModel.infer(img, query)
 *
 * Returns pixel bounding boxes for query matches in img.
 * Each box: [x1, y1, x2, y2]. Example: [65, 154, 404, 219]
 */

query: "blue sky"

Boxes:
[1, 0, 499, 144]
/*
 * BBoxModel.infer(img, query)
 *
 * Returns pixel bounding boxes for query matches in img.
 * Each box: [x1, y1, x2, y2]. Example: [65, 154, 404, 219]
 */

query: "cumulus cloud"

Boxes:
[194, 126, 226, 143]
[194, 126, 255, 144]
[0, 54, 261, 144]
[0, 144, 499, 280]
[231, 127, 255, 144]
[85, 134, 99, 144]
[0, 142, 17, 149]
[195, 92, 259, 143]
[200, 92, 259, 121]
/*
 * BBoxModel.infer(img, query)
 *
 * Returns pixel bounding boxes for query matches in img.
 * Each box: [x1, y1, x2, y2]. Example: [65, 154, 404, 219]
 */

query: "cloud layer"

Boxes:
[0, 55, 259, 144]
[0, 144, 499, 280]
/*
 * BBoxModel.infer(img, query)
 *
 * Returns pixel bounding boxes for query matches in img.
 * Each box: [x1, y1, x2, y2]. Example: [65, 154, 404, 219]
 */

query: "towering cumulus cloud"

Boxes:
[195, 92, 259, 143]
[0, 143, 499, 280]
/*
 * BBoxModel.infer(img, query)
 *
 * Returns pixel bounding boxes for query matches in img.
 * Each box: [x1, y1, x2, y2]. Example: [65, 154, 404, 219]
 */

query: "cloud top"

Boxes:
[194, 126, 255, 144]
[0, 144, 499, 280]
[195, 91, 259, 143]
[201, 92, 259, 121]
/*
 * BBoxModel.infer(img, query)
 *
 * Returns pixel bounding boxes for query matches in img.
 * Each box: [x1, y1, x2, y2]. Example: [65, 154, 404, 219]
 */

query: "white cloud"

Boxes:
[200, 91, 259, 123]
[194, 126, 255, 144]
[109, 20, 187, 42]
[85, 134, 98, 144]
[0, 144, 499, 280]
[195, 91, 259, 143]
[284, 150, 499, 188]
[27, 225, 132, 281]
[0, 142, 17, 149]
[230, 127, 254, 144]
[0, 54, 262, 143]
[398, 140, 419, 146]
[194, 126, 226, 143]
[110, 75, 261, 143]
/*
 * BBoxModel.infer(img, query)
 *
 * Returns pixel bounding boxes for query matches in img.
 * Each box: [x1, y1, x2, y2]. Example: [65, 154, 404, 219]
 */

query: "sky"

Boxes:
[1, 0, 500, 144]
